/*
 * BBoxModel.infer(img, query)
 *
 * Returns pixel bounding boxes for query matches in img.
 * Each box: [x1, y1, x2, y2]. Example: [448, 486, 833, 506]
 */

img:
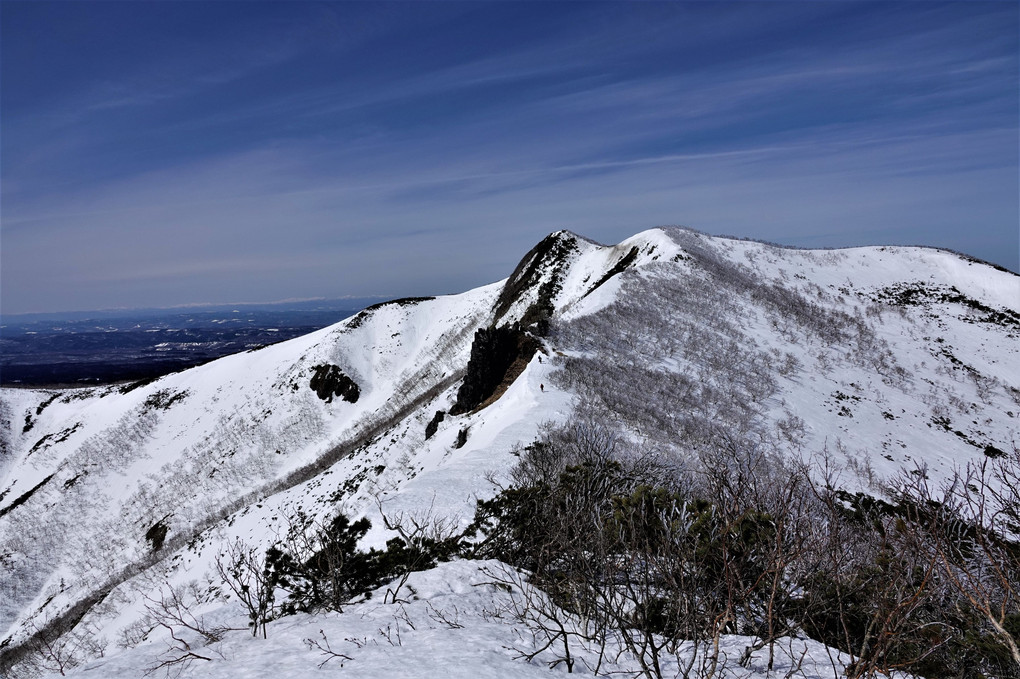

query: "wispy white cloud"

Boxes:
[4, 118, 1014, 314]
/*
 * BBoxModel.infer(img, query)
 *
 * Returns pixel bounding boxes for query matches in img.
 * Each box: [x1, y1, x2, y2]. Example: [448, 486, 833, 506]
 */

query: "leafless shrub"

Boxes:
[425, 600, 464, 629]
[776, 413, 806, 446]
[375, 495, 466, 603]
[214, 539, 275, 638]
[897, 447, 1020, 668]
[142, 580, 234, 648]
[16, 620, 93, 677]
[303, 629, 353, 669]
[482, 563, 598, 674]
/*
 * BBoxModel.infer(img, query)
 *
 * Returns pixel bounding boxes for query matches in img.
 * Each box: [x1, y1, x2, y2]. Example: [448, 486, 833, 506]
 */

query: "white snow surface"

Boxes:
[1, 227, 1017, 677]
[67, 560, 861, 679]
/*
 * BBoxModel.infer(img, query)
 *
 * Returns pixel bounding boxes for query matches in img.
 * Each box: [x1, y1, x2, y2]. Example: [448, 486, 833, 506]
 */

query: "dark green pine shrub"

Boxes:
[265, 511, 467, 616]
[266, 514, 381, 615]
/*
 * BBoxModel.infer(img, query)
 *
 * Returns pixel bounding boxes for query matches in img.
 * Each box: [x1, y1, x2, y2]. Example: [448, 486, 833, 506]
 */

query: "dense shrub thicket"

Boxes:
[215, 509, 466, 636]
[468, 423, 1020, 679]
[205, 419, 1018, 679]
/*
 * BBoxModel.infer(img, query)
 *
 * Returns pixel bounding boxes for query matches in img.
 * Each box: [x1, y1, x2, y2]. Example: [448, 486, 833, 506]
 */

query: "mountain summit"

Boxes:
[2, 227, 1018, 677]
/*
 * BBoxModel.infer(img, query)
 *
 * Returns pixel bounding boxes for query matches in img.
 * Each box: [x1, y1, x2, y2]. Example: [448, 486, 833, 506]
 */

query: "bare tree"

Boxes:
[375, 495, 465, 603]
[214, 539, 275, 638]
[481, 563, 596, 674]
[21, 621, 78, 677]
[140, 578, 243, 677]
[143, 580, 236, 647]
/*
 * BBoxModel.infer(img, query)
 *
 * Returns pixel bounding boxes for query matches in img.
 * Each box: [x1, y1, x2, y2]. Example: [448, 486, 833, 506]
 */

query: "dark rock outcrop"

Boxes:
[450, 324, 538, 415]
[425, 410, 446, 440]
[310, 364, 360, 403]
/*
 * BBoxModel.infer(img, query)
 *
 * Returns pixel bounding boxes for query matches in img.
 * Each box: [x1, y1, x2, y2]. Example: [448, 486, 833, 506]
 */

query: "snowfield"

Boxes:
[1, 227, 1017, 677]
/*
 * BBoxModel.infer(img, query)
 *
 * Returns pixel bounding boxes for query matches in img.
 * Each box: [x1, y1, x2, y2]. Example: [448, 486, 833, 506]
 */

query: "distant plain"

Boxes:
[0, 300, 379, 386]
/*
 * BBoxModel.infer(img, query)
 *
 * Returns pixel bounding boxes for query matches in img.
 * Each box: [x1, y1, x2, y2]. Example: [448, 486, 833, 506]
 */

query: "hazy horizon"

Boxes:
[0, 294, 387, 323]
[4, 228, 1018, 320]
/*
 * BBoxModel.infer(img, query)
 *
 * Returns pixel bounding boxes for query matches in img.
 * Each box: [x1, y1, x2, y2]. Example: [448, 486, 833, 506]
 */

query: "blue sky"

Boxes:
[2, 1, 1017, 314]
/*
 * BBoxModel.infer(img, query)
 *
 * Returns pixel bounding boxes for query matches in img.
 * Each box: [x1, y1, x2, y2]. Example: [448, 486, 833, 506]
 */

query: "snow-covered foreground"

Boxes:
[70, 560, 855, 679]
[2, 227, 1017, 676]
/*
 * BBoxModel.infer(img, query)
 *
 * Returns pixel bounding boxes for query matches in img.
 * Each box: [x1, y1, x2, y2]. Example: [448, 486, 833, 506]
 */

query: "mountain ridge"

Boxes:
[1, 226, 1018, 676]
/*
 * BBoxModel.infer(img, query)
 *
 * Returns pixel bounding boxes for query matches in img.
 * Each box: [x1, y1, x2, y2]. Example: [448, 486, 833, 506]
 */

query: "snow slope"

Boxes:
[1, 227, 1017, 677]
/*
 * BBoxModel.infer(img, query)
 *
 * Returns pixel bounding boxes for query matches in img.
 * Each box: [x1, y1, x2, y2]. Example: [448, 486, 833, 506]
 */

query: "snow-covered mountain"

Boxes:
[1, 227, 1018, 677]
